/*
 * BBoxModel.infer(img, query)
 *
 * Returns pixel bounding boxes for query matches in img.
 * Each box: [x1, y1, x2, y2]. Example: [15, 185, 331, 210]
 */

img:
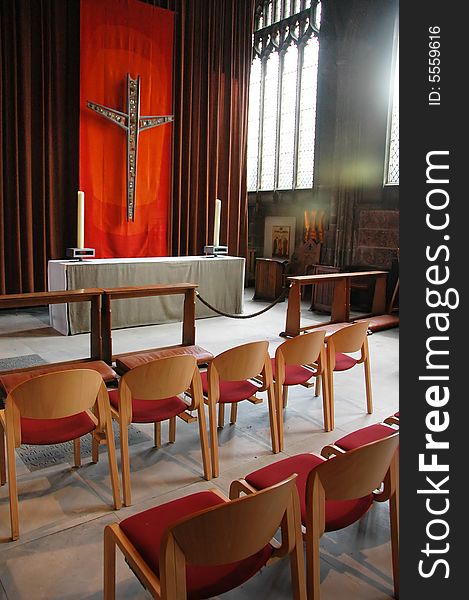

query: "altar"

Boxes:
[48, 256, 245, 335]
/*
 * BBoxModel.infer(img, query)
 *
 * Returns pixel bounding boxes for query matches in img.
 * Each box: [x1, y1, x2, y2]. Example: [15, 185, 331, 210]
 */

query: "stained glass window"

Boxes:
[386, 39, 399, 185]
[248, 0, 321, 192]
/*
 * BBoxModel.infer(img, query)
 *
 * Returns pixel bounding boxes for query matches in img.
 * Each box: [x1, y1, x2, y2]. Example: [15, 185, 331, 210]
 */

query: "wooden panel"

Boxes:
[253, 258, 288, 301]
[310, 265, 340, 313]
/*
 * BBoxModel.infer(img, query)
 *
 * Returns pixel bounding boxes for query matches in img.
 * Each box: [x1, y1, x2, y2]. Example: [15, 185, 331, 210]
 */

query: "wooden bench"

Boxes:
[281, 270, 388, 337]
[0, 288, 116, 399]
[101, 284, 213, 368]
[0, 285, 213, 398]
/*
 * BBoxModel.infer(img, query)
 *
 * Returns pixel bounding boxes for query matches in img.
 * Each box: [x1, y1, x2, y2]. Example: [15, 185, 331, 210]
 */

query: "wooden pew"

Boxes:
[100, 284, 213, 371]
[0, 288, 117, 399]
[281, 270, 388, 337]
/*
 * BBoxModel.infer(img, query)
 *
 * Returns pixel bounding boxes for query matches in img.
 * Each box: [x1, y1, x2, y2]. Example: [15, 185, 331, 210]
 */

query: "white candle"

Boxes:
[213, 198, 221, 247]
[77, 191, 85, 249]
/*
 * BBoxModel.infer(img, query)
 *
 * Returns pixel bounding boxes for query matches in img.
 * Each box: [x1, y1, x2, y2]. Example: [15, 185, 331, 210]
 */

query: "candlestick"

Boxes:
[213, 198, 221, 247]
[304, 210, 310, 241]
[77, 191, 85, 249]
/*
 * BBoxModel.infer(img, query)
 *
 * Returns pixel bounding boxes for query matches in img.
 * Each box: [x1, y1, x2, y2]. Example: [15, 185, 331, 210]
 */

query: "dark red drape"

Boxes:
[146, 0, 254, 258]
[0, 0, 80, 294]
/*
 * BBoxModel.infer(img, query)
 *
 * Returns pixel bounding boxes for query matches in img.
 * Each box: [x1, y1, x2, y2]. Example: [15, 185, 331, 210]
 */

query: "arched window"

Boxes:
[385, 34, 399, 185]
[247, 0, 322, 192]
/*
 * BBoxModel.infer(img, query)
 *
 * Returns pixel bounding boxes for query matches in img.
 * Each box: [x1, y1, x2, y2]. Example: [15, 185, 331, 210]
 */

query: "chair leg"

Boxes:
[207, 401, 220, 478]
[283, 386, 289, 408]
[321, 371, 331, 432]
[267, 385, 280, 454]
[305, 526, 321, 600]
[276, 381, 285, 453]
[169, 417, 176, 443]
[328, 371, 335, 431]
[364, 358, 373, 414]
[314, 375, 321, 398]
[290, 495, 307, 600]
[92, 435, 100, 463]
[218, 403, 225, 428]
[153, 421, 161, 447]
[120, 422, 132, 507]
[73, 438, 81, 468]
[103, 417, 122, 510]
[197, 403, 212, 481]
[389, 456, 400, 598]
[390, 491, 400, 598]
[5, 426, 20, 540]
[103, 525, 117, 600]
[0, 420, 6, 485]
[230, 402, 238, 424]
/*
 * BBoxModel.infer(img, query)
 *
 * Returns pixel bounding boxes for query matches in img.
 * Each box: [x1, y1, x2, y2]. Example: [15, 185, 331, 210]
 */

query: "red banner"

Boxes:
[80, 0, 173, 257]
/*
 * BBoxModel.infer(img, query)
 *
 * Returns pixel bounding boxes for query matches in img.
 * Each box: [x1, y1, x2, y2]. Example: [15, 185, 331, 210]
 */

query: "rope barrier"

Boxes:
[195, 286, 290, 319]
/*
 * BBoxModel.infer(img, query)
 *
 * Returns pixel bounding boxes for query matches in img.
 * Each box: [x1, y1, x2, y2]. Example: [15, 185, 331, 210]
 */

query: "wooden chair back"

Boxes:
[327, 321, 369, 355]
[309, 433, 399, 503]
[7, 368, 103, 419]
[305, 433, 399, 599]
[164, 476, 297, 567]
[6, 369, 105, 446]
[119, 354, 198, 400]
[104, 474, 306, 599]
[275, 331, 325, 369]
[210, 340, 270, 382]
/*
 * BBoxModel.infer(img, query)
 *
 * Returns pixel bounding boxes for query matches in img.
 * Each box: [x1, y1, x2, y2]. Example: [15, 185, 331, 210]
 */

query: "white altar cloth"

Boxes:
[48, 256, 245, 335]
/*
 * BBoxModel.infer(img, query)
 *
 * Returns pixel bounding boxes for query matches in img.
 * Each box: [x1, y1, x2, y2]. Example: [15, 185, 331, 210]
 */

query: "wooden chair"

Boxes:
[0, 369, 121, 541]
[320, 419, 400, 507]
[320, 417, 398, 459]
[108, 354, 211, 506]
[230, 433, 399, 600]
[384, 411, 399, 425]
[104, 474, 306, 600]
[325, 321, 372, 430]
[200, 340, 279, 478]
[272, 331, 330, 450]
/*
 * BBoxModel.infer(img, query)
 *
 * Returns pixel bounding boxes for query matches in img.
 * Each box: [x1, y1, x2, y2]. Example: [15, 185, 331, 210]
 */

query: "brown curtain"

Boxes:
[146, 0, 254, 258]
[0, 0, 80, 294]
[0, 0, 253, 294]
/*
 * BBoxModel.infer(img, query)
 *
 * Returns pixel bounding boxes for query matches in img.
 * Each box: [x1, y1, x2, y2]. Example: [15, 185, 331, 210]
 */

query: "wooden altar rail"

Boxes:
[100, 283, 197, 364]
[0, 283, 199, 368]
[0, 288, 103, 365]
[281, 270, 388, 337]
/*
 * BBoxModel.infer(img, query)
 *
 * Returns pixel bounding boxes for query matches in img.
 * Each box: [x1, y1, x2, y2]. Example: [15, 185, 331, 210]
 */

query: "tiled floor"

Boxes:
[0, 289, 399, 599]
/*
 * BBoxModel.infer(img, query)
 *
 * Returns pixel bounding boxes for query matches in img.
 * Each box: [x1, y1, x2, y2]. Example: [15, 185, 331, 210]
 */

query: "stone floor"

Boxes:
[0, 289, 399, 599]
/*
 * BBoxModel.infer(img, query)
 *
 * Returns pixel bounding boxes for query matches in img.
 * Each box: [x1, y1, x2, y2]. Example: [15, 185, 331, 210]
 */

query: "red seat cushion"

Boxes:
[334, 423, 396, 451]
[108, 389, 187, 423]
[334, 352, 358, 371]
[245, 454, 373, 532]
[200, 372, 259, 404]
[115, 345, 214, 373]
[119, 491, 274, 599]
[271, 358, 316, 386]
[21, 412, 96, 445]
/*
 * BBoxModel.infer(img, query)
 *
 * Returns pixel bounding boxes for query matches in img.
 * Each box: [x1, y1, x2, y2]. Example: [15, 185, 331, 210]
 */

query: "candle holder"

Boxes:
[203, 245, 228, 257]
[66, 247, 96, 261]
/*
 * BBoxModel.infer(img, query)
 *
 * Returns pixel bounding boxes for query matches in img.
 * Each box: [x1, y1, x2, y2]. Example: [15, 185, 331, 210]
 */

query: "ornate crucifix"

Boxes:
[87, 74, 173, 221]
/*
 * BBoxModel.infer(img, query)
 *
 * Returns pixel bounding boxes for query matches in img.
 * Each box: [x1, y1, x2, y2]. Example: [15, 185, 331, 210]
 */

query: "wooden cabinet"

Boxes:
[253, 258, 288, 301]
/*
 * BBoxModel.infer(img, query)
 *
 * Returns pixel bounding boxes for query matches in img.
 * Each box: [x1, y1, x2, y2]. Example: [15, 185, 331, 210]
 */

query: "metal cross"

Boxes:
[87, 74, 173, 221]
